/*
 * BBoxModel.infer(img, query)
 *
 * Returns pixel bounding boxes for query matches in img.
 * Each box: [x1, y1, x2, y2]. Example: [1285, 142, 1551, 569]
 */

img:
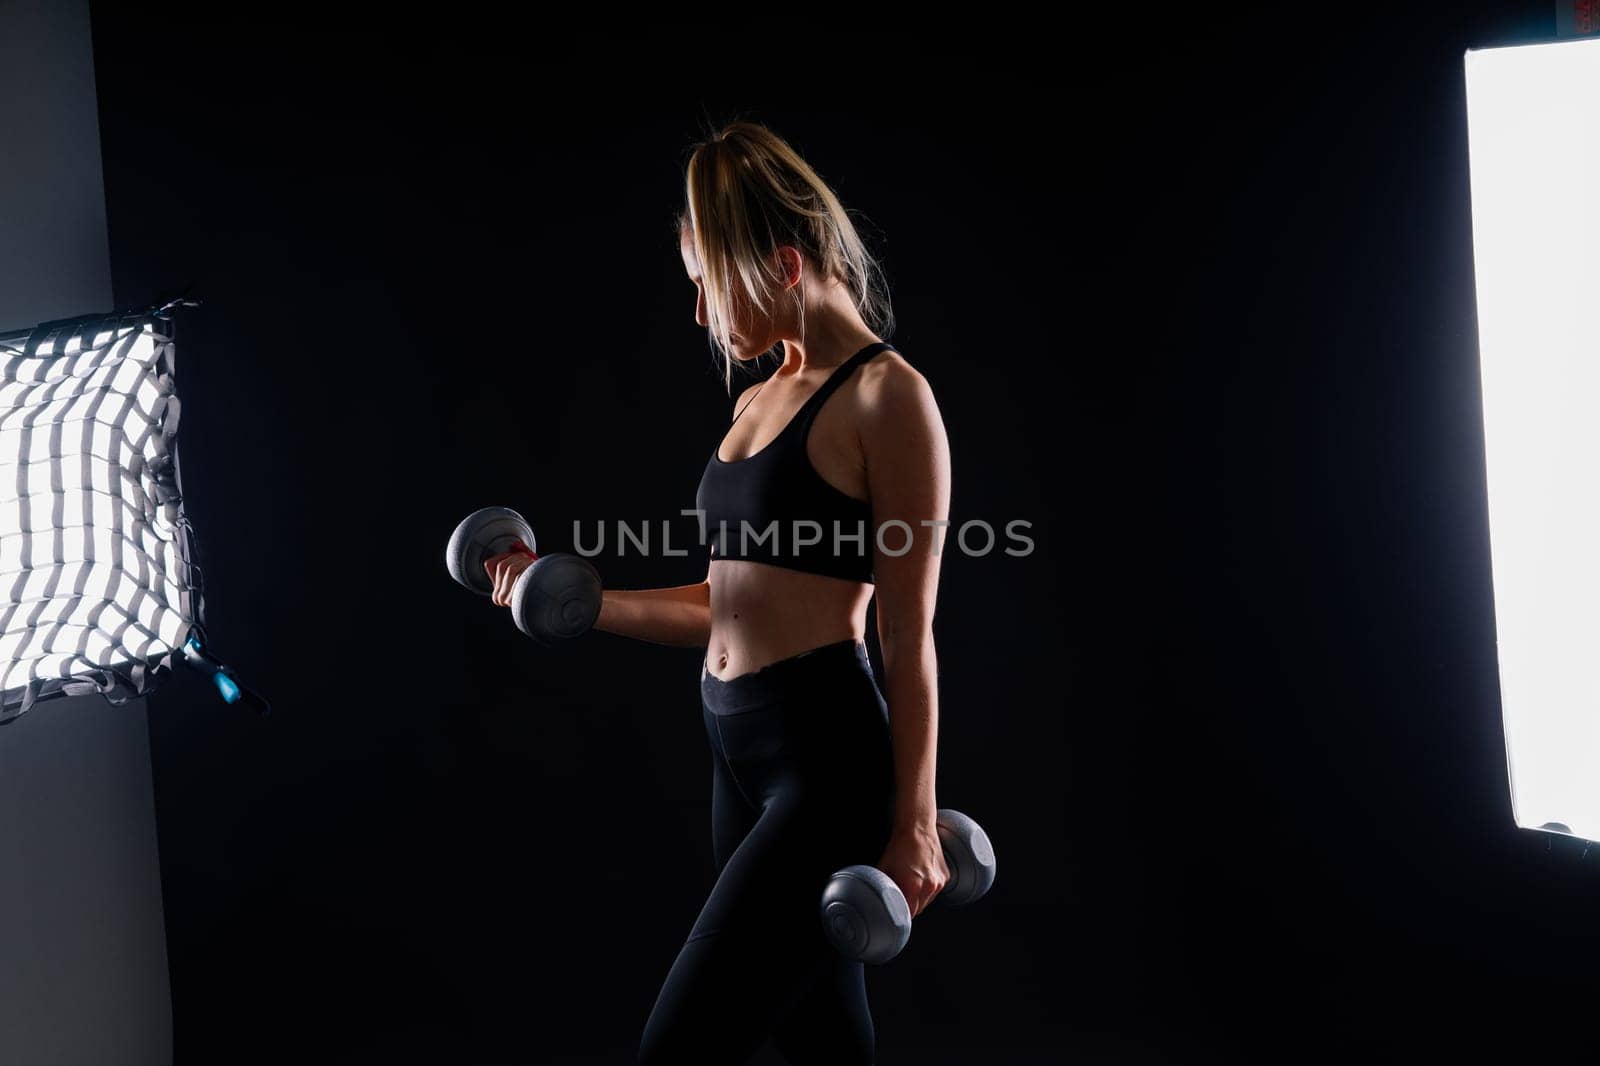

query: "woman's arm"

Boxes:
[859, 355, 953, 917]
[484, 553, 711, 647]
[594, 579, 711, 648]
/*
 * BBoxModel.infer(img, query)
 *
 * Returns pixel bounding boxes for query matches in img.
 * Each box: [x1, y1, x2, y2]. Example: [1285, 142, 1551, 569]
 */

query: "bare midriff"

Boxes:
[705, 559, 874, 680]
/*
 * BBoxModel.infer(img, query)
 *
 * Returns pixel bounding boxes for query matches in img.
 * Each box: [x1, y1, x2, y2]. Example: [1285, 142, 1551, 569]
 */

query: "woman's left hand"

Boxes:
[876, 822, 949, 919]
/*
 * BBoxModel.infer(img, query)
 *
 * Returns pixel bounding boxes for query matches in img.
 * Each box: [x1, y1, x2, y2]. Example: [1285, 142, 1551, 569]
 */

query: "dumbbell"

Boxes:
[446, 506, 602, 644]
[819, 808, 996, 965]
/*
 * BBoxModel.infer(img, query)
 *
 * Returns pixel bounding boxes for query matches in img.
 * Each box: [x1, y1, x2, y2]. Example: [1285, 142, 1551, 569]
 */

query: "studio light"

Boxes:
[1465, 36, 1600, 841]
[0, 307, 225, 722]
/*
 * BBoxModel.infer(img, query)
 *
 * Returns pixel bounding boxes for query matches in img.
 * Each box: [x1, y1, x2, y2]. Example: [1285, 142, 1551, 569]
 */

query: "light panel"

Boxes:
[1465, 37, 1600, 840]
[0, 313, 202, 722]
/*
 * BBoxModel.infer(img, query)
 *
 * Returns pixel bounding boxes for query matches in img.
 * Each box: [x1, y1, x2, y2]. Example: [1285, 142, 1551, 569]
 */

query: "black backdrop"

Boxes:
[83, 8, 1599, 1065]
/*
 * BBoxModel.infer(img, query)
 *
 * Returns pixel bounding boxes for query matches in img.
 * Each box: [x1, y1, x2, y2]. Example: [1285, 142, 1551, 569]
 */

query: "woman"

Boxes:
[487, 121, 952, 1064]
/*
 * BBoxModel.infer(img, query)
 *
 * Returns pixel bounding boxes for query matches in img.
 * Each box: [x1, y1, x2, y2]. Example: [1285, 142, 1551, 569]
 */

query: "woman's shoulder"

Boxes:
[851, 345, 948, 467]
[855, 346, 937, 413]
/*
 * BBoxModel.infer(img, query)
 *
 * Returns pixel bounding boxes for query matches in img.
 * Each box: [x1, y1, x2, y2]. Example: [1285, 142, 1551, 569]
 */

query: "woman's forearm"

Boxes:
[594, 582, 711, 648]
[881, 631, 940, 832]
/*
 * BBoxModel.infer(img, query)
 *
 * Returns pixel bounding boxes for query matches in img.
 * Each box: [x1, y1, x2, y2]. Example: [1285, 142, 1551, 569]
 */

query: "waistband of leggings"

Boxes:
[701, 638, 871, 716]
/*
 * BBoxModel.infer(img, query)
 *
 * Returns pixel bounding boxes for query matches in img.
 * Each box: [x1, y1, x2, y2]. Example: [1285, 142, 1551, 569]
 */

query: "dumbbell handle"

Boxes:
[506, 540, 537, 560]
[871, 843, 963, 911]
[859, 811, 995, 908]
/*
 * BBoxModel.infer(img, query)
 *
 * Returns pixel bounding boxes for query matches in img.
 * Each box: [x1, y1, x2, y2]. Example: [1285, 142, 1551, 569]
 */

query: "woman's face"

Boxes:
[679, 226, 770, 361]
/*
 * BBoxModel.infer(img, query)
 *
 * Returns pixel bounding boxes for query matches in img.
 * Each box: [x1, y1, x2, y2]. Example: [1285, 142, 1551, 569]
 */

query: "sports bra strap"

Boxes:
[728, 341, 897, 437]
[795, 341, 897, 425]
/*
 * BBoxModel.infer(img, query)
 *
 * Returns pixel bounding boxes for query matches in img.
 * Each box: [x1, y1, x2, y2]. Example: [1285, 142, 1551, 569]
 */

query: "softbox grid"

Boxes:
[0, 311, 203, 723]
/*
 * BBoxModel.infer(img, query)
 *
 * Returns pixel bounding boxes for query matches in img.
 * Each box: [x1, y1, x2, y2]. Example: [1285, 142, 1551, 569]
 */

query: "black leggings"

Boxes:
[639, 638, 896, 1065]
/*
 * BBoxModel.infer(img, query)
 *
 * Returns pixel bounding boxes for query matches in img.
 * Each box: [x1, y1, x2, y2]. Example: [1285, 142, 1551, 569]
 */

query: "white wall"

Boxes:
[0, 1, 174, 1062]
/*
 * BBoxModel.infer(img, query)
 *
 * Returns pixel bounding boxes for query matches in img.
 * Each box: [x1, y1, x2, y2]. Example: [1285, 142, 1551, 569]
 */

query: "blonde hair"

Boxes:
[676, 120, 894, 391]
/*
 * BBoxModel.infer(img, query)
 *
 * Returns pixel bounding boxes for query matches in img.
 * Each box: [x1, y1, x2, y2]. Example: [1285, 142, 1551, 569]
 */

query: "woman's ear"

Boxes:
[774, 245, 805, 290]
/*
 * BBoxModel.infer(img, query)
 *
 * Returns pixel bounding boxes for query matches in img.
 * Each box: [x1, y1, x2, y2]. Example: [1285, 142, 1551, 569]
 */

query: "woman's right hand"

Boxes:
[483, 548, 536, 607]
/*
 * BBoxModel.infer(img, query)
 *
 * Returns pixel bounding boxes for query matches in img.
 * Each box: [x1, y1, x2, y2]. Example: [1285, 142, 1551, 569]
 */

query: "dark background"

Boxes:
[81, 8, 1599, 1064]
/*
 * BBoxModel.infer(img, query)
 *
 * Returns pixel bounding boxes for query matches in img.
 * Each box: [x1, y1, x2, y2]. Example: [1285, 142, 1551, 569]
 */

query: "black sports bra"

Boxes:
[694, 342, 897, 583]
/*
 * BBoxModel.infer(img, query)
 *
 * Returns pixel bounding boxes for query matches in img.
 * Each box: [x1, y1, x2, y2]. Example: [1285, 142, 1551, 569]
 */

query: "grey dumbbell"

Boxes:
[446, 506, 602, 644]
[819, 808, 996, 964]
[446, 506, 537, 595]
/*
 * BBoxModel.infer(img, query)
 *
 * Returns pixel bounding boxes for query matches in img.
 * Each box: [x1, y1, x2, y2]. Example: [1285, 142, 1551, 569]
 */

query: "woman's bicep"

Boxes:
[861, 364, 950, 651]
